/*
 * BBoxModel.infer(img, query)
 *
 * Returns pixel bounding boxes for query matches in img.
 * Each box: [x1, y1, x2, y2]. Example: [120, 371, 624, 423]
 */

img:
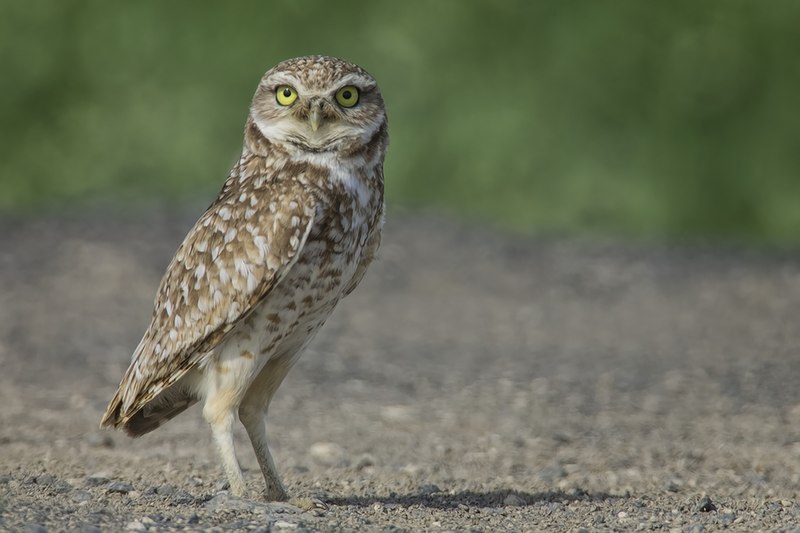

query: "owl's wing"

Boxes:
[100, 178, 316, 429]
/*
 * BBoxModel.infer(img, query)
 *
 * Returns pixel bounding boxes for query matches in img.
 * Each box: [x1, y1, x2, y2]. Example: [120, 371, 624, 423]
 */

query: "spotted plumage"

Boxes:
[100, 56, 388, 501]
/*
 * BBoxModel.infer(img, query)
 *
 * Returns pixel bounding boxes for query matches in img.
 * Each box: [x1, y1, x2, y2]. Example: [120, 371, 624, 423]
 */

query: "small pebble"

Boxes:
[171, 490, 195, 505]
[536, 464, 567, 481]
[35, 474, 54, 485]
[85, 473, 111, 487]
[694, 495, 716, 513]
[309, 441, 347, 467]
[504, 494, 525, 506]
[400, 463, 421, 475]
[108, 481, 134, 494]
[24, 525, 47, 533]
[155, 484, 175, 496]
[51, 480, 73, 494]
[124, 521, 145, 532]
[72, 490, 93, 503]
[355, 454, 376, 470]
[418, 483, 441, 495]
[273, 520, 298, 529]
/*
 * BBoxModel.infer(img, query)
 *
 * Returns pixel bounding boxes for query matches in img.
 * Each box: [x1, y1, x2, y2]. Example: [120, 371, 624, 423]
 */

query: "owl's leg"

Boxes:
[238, 404, 287, 501]
[203, 399, 248, 498]
[239, 354, 295, 501]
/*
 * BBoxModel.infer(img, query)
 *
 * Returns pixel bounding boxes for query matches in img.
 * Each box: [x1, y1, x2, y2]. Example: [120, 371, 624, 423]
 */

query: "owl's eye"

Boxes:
[335, 86, 359, 108]
[275, 85, 298, 106]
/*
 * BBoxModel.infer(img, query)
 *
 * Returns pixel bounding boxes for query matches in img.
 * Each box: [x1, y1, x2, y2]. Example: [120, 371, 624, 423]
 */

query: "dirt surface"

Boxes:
[1, 210, 799, 532]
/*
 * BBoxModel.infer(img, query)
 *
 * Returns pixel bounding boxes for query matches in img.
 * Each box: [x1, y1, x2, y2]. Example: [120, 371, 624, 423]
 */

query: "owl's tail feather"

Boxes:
[100, 379, 198, 437]
[122, 395, 198, 437]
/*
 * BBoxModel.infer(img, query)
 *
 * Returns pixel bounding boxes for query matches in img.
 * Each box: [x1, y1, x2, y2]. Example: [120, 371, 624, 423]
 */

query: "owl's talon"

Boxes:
[288, 496, 328, 513]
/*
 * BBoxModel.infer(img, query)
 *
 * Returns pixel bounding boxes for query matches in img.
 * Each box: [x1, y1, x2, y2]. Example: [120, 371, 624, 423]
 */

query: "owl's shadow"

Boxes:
[326, 488, 613, 510]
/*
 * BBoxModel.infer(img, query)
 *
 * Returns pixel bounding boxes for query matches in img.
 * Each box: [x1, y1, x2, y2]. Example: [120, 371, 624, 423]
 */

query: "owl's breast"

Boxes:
[253, 161, 383, 335]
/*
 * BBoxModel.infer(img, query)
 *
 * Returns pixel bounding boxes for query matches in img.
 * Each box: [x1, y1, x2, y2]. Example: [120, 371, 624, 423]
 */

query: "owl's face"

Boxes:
[250, 56, 386, 155]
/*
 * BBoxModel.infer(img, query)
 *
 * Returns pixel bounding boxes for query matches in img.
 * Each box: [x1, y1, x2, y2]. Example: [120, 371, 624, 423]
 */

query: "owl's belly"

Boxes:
[196, 236, 364, 402]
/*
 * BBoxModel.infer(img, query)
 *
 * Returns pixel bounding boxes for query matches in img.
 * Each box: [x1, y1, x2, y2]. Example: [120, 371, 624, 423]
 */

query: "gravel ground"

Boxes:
[1, 209, 799, 532]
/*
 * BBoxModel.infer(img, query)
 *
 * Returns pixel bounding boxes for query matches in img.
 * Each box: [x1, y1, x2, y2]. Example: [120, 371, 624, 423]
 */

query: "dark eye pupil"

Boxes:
[282, 88, 292, 97]
[342, 90, 352, 100]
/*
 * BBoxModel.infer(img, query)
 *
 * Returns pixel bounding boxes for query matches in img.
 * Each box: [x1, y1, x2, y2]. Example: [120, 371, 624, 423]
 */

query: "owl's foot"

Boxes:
[263, 484, 288, 502]
[288, 496, 328, 513]
[227, 479, 249, 499]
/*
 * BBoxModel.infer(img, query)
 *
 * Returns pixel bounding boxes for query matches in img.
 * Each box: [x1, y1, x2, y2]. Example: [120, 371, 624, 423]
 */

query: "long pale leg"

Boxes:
[238, 354, 297, 501]
[239, 405, 287, 501]
[204, 399, 247, 497]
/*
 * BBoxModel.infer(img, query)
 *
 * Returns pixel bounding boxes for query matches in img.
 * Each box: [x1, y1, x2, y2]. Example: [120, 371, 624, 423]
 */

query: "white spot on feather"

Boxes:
[254, 235, 269, 259]
[234, 258, 250, 277]
[212, 289, 224, 306]
[227, 301, 241, 321]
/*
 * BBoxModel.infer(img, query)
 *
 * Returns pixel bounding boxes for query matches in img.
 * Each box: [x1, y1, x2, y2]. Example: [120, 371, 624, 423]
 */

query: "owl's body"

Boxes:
[101, 56, 387, 501]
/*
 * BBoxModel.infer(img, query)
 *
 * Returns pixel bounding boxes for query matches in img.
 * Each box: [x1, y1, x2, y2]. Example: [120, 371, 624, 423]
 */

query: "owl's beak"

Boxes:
[308, 107, 322, 132]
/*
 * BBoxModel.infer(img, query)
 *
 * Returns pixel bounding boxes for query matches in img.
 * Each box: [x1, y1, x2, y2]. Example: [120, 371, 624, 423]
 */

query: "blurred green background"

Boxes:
[2, 1, 799, 243]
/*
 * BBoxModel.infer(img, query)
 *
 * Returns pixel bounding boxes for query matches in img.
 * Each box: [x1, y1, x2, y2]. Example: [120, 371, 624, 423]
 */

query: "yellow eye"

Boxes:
[275, 85, 298, 106]
[335, 85, 359, 108]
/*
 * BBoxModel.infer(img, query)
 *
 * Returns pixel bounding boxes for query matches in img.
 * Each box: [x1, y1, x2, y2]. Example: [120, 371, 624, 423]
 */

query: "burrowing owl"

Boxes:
[100, 56, 388, 501]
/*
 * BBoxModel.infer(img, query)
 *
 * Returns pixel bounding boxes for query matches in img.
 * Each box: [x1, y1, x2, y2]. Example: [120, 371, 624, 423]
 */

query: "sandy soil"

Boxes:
[1, 210, 799, 532]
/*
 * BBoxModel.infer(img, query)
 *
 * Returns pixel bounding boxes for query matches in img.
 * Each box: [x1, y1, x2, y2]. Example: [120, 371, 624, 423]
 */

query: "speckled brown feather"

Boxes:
[101, 165, 317, 428]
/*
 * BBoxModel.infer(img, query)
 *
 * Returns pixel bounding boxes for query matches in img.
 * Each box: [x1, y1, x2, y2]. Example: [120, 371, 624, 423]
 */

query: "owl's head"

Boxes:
[248, 56, 387, 157]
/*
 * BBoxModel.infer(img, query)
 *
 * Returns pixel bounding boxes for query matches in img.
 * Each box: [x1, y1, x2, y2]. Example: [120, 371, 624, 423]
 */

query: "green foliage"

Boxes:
[2, 1, 799, 242]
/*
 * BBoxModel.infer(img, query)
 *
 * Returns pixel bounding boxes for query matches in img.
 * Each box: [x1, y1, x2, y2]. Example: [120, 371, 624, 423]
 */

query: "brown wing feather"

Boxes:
[101, 175, 316, 429]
